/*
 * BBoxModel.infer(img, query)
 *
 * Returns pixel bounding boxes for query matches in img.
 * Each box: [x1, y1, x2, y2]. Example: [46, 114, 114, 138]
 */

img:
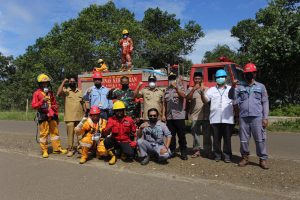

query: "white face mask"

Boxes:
[169, 80, 176, 86]
[43, 87, 49, 94]
[149, 82, 156, 89]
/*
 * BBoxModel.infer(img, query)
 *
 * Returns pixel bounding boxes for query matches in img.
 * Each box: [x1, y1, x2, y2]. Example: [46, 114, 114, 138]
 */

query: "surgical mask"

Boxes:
[43, 87, 49, 94]
[216, 77, 226, 85]
[149, 117, 158, 124]
[149, 82, 156, 89]
[121, 84, 129, 90]
[244, 73, 254, 82]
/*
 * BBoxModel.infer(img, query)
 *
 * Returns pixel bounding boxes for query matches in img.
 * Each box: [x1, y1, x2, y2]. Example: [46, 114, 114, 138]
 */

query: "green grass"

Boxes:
[270, 105, 300, 117]
[0, 112, 64, 121]
[267, 119, 300, 133]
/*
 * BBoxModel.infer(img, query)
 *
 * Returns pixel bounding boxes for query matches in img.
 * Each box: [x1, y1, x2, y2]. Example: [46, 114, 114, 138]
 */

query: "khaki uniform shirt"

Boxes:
[63, 87, 84, 122]
[139, 88, 164, 120]
[164, 85, 186, 120]
[186, 87, 210, 121]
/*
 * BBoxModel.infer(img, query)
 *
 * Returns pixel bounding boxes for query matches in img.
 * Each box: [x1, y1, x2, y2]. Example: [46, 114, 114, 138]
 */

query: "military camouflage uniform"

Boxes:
[109, 88, 140, 119]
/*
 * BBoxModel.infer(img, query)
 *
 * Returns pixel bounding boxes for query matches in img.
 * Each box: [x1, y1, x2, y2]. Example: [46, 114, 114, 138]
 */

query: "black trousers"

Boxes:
[167, 119, 187, 152]
[104, 137, 134, 158]
[211, 123, 232, 160]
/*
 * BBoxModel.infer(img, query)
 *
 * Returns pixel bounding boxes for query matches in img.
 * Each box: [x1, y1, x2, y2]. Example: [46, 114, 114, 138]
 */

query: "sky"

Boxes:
[0, 0, 268, 63]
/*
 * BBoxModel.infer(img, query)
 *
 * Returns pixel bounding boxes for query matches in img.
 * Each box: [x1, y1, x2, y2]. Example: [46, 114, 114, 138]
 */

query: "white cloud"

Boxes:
[186, 29, 240, 63]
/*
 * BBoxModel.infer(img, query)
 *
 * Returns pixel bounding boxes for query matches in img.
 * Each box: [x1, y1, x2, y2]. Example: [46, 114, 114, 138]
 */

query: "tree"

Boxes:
[1, 2, 203, 110]
[142, 8, 204, 67]
[202, 44, 239, 63]
[231, 0, 300, 105]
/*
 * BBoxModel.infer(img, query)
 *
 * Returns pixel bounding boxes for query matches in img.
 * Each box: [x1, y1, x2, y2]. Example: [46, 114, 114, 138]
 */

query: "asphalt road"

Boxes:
[0, 151, 287, 200]
[0, 120, 299, 200]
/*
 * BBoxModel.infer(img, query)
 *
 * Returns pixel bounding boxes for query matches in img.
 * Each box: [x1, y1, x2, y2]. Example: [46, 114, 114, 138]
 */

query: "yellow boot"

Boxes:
[79, 147, 89, 164]
[53, 148, 68, 154]
[42, 151, 49, 158]
[108, 150, 116, 165]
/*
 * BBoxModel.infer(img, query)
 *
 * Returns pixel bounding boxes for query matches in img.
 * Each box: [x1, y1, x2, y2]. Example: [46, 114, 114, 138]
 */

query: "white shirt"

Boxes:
[205, 85, 234, 124]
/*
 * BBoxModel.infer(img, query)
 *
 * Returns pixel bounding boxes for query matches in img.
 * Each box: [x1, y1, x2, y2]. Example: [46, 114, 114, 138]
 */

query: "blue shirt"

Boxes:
[84, 86, 113, 110]
[233, 81, 269, 119]
[142, 121, 171, 145]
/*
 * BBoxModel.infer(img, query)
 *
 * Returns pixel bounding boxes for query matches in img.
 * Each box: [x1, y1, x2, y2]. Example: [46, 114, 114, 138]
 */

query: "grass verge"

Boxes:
[0, 112, 64, 121]
[267, 119, 300, 133]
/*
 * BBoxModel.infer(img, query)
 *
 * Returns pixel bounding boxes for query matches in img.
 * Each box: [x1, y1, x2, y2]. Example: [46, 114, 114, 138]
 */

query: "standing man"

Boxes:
[31, 73, 67, 158]
[107, 76, 139, 120]
[134, 75, 164, 121]
[202, 69, 234, 163]
[57, 76, 85, 157]
[231, 63, 269, 169]
[84, 71, 113, 120]
[186, 72, 212, 158]
[163, 72, 188, 160]
[119, 29, 133, 71]
[103, 101, 137, 165]
[137, 108, 172, 165]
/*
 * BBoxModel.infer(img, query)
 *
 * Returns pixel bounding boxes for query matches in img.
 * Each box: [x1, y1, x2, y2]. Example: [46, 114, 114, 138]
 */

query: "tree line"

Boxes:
[0, 0, 299, 110]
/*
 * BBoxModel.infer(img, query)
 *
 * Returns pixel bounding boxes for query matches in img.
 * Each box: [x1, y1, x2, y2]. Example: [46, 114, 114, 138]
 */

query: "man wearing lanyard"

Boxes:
[202, 69, 234, 163]
[83, 71, 113, 120]
[230, 63, 269, 169]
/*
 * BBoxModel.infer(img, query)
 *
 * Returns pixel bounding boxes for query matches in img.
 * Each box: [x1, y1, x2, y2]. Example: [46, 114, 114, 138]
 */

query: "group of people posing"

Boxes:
[31, 62, 269, 169]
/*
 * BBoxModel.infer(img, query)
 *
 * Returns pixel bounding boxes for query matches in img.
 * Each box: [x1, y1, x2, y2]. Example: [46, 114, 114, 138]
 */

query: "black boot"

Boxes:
[180, 150, 188, 160]
[140, 155, 150, 165]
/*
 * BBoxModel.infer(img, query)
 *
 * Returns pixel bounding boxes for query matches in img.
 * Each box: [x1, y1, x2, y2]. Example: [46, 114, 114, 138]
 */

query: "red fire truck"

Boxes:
[78, 62, 243, 91]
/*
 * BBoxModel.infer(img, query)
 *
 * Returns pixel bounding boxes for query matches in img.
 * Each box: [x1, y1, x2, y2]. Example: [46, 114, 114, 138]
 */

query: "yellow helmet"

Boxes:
[113, 100, 126, 110]
[122, 29, 129, 35]
[97, 58, 104, 63]
[37, 73, 51, 83]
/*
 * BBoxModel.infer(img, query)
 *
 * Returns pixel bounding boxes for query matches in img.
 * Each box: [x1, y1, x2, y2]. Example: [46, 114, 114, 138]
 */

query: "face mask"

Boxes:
[43, 87, 49, 94]
[149, 117, 158, 124]
[149, 82, 156, 89]
[69, 83, 76, 88]
[123, 35, 128, 39]
[94, 82, 101, 88]
[244, 73, 254, 82]
[216, 77, 226, 85]
[115, 111, 124, 119]
[121, 84, 129, 90]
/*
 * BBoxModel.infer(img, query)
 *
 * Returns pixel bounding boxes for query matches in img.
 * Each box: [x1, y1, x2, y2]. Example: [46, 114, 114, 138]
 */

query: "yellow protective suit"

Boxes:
[77, 118, 108, 163]
[39, 120, 66, 155]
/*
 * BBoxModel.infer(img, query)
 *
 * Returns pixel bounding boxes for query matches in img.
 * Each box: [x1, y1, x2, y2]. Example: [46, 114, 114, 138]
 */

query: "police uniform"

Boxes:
[234, 81, 269, 160]
[137, 121, 171, 161]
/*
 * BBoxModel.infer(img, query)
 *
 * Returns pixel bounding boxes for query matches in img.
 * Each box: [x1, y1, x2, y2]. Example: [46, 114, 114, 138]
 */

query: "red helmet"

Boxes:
[90, 106, 101, 115]
[92, 71, 102, 79]
[243, 63, 257, 73]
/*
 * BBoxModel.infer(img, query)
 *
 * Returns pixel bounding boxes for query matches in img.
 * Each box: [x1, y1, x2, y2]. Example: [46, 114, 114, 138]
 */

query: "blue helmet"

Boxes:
[215, 69, 227, 78]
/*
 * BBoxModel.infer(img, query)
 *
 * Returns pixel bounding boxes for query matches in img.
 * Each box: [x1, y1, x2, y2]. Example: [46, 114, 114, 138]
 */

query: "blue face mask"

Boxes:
[216, 77, 226, 85]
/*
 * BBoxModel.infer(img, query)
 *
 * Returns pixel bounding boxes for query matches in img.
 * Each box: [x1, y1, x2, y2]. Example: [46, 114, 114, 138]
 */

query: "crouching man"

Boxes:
[74, 106, 108, 164]
[137, 108, 172, 165]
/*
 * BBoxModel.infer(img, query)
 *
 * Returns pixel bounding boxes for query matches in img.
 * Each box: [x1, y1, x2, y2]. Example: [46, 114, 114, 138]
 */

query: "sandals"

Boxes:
[191, 150, 200, 158]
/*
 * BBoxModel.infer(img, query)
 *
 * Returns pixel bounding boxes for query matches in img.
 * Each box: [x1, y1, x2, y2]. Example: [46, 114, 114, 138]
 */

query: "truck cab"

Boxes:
[189, 62, 244, 88]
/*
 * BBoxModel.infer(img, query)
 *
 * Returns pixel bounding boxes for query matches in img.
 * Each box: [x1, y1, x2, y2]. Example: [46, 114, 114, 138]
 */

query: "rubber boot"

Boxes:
[121, 153, 127, 161]
[238, 155, 249, 167]
[108, 150, 116, 165]
[53, 148, 68, 154]
[79, 147, 89, 164]
[42, 151, 49, 158]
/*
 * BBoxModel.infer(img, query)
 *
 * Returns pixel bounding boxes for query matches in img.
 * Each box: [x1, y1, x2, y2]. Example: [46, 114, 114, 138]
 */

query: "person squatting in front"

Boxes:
[74, 106, 109, 164]
[103, 100, 137, 165]
[137, 108, 172, 165]
[31, 73, 67, 158]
